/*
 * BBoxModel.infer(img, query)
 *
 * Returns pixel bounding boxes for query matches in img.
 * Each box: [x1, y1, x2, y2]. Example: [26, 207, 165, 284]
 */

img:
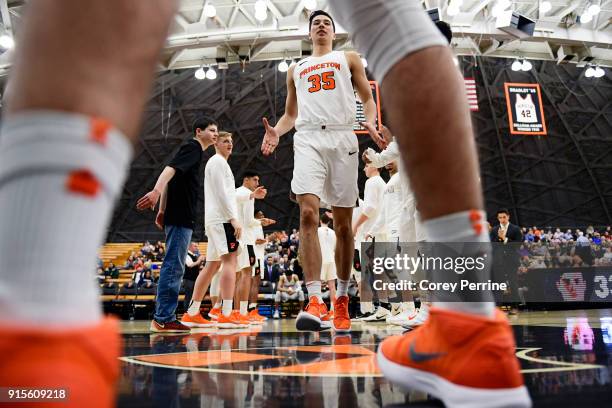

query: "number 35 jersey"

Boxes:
[293, 51, 356, 131]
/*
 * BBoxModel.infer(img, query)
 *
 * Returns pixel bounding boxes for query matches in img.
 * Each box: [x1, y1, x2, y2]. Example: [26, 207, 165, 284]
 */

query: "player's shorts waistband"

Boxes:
[296, 124, 355, 131]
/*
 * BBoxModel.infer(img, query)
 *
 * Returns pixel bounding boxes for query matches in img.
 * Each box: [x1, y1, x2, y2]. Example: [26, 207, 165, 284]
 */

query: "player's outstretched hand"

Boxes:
[261, 117, 280, 156]
[361, 121, 388, 150]
[252, 186, 267, 199]
[379, 125, 393, 146]
[137, 189, 161, 211]
[261, 218, 276, 227]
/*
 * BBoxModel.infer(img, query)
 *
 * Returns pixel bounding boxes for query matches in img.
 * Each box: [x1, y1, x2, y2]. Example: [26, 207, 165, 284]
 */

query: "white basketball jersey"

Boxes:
[515, 94, 537, 123]
[293, 51, 356, 130]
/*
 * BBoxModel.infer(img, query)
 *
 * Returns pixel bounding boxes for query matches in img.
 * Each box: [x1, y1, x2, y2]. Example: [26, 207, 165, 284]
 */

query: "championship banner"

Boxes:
[504, 82, 547, 135]
[354, 81, 383, 134]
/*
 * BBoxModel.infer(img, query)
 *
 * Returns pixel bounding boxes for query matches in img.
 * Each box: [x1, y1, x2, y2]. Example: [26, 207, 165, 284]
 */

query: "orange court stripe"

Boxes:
[134, 351, 281, 368]
[262, 355, 380, 376]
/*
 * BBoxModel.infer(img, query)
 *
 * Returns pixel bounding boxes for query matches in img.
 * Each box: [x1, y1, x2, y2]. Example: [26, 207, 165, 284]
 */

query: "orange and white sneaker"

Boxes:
[377, 307, 531, 408]
[248, 308, 267, 322]
[296, 296, 331, 331]
[0, 317, 121, 408]
[217, 311, 249, 329]
[247, 311, 265, 325]
[180, 313, 216, 328]
[333, 295, 351, 333]
[208, 307, 221, 321]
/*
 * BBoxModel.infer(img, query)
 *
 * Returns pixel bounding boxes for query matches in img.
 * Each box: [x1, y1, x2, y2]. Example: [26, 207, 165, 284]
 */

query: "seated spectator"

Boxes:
[262, 257, 281, 288]
[155, 247, 165, 262]
[104, 262, 120, 279]
[139, 270, 154, 287]
[132, 267, 144, 285]
[124, 255, 136, 269]
[96, 267, 106, 283]
[272, 273, 304, 319]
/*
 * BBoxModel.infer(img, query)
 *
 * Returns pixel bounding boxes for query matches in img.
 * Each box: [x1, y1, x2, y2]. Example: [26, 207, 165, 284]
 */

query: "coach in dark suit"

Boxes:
[490, 209, 524, 311]
[490, 209, 523, 244]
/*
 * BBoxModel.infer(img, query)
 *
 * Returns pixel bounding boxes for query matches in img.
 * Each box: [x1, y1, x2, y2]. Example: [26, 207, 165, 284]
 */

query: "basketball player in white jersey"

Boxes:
[261, 10, 380, 333]
[234, 171, 273, 324]
[364, 133, 427, 327]
[328, 2, 530, 406]
[317, 213, 337, 318]
[248, 210, 276, 321]
[182, 132, 248, 329]
[352, 163, 387, 320]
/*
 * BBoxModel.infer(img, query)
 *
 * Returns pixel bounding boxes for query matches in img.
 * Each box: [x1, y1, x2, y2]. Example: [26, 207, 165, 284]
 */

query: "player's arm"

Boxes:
[262, 65, 298, 155]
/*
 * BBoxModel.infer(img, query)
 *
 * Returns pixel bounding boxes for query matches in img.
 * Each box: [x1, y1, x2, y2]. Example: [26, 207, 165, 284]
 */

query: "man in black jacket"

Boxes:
[490, 209, 523, 244]
[490, 209, 523, 311]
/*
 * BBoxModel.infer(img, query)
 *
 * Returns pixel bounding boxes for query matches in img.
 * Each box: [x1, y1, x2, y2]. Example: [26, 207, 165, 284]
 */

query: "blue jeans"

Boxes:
[154, 225, 192, 323]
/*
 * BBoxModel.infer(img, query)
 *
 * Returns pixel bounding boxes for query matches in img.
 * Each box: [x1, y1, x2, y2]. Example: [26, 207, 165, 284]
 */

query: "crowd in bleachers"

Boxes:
[515, 225, 612, 268]
[97, 241, 165, 290]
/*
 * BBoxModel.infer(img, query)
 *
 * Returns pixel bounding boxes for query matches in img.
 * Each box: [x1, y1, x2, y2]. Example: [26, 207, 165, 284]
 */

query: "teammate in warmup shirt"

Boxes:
[182, 131, 247, 329]
[261, 10, 382, 333]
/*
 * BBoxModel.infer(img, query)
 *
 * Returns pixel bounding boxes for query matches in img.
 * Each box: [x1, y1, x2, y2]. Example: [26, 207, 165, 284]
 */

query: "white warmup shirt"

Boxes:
[366, 139, 424, 241]
[293, 51, 356, 129]
[360, 175, 386, 239]
[204, 154, 237, 227]
[235, 185, 261, 246]
[318, 225, 337, 264]
[369, 172, 402, 240]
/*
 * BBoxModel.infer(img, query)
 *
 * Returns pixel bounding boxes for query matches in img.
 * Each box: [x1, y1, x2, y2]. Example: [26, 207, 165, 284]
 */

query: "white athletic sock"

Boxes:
[0, 112, 132, 327]
[222, 300, 233, 317]
[423, 210, 494, 317]
[336, 279, 350, 297]
[306, 281, 322, 302]
[240, 301, 248, 316]
[249, 302, 257, 310]
[361, 301, 374, 314]
[214, 302, 222, 309]
[187, 300, 201, 316]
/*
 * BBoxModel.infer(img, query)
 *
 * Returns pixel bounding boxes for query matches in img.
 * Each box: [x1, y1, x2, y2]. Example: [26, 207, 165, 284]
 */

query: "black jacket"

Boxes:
[490, 223, 523, 243]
